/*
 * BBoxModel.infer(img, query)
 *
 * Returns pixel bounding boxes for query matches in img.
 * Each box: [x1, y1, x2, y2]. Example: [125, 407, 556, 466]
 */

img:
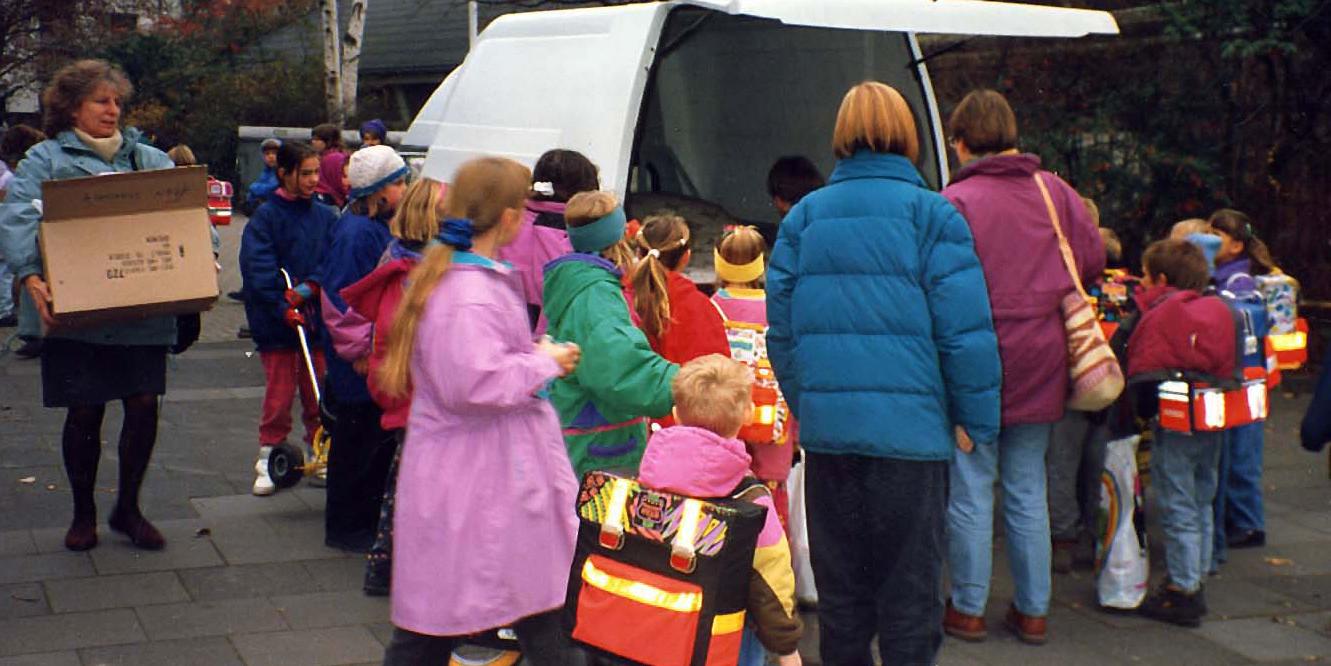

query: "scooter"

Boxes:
[267, 268, 332, 488]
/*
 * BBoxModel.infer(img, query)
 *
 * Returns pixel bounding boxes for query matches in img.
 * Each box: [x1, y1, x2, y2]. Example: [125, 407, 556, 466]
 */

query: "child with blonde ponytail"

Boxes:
[625, 213, 730, 370]
[712, 225, 797, 530]
[542, 191, 679, 477]
[378, 157, 583, 665]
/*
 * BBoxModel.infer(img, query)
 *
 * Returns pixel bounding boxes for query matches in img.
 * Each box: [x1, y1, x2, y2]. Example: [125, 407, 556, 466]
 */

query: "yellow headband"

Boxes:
[714, 249, 765, 283]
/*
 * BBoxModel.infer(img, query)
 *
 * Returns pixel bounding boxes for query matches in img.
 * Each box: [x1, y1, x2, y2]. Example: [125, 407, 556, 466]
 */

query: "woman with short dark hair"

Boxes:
[0, 59, 179, 551]
[940, 89, 1104, 645]
[766, 81, 1001, 665]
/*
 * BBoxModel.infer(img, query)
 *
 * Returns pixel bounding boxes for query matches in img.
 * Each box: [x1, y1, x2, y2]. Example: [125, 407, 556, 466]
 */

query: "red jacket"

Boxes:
[623, 271, 730, 365]
[340, 253, 418, 430]
[1126, 284, 1236, 380]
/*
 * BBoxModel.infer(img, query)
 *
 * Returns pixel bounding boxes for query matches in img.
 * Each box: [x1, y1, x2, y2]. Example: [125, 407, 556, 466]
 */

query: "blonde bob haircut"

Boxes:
[389, 177, 446, 243]
[832, 81, 920, 162]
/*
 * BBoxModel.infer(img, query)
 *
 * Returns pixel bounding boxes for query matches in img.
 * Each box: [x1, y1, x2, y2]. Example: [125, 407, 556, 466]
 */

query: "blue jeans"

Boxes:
[947, 422, 1053, 617]
[0, 259, 13, 318]
[1211, 436, 1229, 570]
[1153, 428, 1223, 593]
[738, 625, 766, 666]
[1224, 423, 1265, 533]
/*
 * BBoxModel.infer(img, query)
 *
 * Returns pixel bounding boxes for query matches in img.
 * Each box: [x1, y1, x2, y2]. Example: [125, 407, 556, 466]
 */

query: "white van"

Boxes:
[405, 0, 1117, 236]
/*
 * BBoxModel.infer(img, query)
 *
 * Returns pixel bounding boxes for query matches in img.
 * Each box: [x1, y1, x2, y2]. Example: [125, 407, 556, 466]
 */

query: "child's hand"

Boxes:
[777, 652, 802, 666]
[539, 339, 581, 376]
[954, 425, 974, 454]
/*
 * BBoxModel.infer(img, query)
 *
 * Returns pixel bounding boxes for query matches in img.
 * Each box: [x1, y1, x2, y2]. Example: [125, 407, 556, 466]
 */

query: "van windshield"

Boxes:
[630, 7, 941, 233]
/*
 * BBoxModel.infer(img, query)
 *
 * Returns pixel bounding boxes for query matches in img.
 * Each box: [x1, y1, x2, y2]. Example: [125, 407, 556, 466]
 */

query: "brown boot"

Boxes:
[1005, 604, 1047, 645]
[64, 515, 98, 551]
[943, 600, 987, 642]
[109, 506, 165, 550]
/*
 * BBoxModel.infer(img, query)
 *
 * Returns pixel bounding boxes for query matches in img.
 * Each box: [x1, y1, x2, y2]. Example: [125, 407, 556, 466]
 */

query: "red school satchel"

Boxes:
[564, 471, 768, 666]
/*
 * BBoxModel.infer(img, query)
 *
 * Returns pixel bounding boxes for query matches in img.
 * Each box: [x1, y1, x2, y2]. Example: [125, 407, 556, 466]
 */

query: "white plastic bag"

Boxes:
[787, 460, 818, 606]
[1095, 434, 1149, 609]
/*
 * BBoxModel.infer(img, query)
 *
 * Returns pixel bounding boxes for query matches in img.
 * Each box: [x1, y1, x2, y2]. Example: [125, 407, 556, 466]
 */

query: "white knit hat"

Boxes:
[347, 145, 408, 200]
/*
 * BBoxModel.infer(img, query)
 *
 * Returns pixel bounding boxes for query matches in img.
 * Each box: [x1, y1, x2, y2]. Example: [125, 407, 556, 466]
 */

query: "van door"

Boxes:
[630, 7, 945, 237]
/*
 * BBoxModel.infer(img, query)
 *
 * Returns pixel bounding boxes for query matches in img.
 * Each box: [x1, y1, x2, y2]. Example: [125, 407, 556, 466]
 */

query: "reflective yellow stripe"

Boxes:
[712, 611, 745, 635]
[1269, 331, 1307, 352]
[581, 559, 702, 613]
[604, 478, 632, 533]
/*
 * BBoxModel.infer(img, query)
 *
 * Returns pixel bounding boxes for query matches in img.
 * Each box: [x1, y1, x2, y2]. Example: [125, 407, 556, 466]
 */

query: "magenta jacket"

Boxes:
[942, 154, 1104, 426]
[498, 200, 573, 332]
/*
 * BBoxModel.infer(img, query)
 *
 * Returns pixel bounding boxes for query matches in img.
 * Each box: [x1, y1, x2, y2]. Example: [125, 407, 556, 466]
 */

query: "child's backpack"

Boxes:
[713, 308, 792, 445]
[1253, 273, 1309, 370]
[1157, 298, 1270, 434]
[565, 471, 767, 666]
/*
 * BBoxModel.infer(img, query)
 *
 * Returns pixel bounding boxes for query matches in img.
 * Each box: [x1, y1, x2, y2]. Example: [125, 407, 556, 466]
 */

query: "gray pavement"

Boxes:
[0, 219, 1330, 664]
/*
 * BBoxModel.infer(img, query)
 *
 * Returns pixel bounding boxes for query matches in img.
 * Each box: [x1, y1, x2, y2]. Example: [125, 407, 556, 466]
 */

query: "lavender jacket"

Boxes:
[391, 253, 577, 636]
[943, 154, 1104, 426]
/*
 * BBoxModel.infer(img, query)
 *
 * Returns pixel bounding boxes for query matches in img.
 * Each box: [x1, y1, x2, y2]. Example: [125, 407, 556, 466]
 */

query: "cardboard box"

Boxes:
[39, 166, 218, 328]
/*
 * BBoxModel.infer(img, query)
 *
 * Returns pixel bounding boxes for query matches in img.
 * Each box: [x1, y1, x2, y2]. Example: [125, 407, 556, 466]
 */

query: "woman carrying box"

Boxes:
[0, 59, 178, 552]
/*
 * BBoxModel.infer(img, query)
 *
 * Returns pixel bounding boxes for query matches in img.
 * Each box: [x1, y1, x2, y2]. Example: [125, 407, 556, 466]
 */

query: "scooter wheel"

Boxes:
[268, 443, 306, 489]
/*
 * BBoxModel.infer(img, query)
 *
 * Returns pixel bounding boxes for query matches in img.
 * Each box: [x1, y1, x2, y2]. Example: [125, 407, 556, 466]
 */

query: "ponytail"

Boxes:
[1209, 208, 1276, 275]
[630, 213, 690, 338]
[375, 157, 531, 397]
[377, 244, 455, 397]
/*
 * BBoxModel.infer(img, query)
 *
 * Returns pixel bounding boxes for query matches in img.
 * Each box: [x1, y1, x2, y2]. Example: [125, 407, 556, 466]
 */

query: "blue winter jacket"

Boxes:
[246, 167, 279, 207]
[0, 129, 178, 345]
[766, 151, 1002, 460]
[319, 210, 393, 404]
[240, 194, 336, 351]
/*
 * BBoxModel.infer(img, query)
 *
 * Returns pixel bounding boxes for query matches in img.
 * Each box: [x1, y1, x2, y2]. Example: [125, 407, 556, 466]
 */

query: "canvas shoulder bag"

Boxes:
[1034, 173, 1125, 411]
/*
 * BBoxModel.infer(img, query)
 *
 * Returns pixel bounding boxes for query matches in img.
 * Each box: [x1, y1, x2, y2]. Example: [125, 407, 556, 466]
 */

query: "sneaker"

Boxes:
[943, 600, 987, 642]
[253, 446, 275, 496]
[13, 338, 41, 359]
[227, 290, 245, 302]
[1052, 539, 1076, 574]
[1139, 582, 1204, 627]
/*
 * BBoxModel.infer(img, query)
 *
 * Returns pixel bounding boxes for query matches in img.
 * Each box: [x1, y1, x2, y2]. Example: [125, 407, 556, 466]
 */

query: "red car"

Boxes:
[208, 177, 234, 225]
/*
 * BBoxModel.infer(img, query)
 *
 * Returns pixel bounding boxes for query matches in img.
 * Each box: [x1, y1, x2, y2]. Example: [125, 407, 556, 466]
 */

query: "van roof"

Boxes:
[687, 0, 1119, 37]
[407, 1, 1118, 193]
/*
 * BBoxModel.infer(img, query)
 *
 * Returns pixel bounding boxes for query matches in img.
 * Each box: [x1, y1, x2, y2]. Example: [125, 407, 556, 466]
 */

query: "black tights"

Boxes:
[63, 394, 159, 523]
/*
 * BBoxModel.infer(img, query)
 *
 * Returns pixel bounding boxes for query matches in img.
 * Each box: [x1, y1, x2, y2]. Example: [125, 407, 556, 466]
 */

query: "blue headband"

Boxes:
[568, 207, 627, 253]
[348, 165, 409, 201]
[435, 218, 474, 251]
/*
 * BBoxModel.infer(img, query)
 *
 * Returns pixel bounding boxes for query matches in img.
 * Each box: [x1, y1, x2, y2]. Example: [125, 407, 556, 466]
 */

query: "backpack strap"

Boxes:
[129, 144, 141, 172]
[730, 476, 769, 503]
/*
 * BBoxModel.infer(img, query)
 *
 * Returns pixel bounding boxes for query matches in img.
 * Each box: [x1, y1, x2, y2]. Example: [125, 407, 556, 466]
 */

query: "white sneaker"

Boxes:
[252, 446, 275, 496]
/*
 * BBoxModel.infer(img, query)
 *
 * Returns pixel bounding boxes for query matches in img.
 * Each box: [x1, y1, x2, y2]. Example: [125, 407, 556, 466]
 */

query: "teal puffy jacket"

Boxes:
[766, 151, 1002, 460]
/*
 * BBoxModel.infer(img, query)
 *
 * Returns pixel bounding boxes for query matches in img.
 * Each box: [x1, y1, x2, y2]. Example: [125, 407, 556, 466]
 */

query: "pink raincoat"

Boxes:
[498, 200, 573, 333]
[390, 254, 578, 636]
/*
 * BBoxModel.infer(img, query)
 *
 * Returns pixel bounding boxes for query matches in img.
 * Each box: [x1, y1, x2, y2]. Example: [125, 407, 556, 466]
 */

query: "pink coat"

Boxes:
[498, 200, 573, 333]
[391, 255, 577, 636]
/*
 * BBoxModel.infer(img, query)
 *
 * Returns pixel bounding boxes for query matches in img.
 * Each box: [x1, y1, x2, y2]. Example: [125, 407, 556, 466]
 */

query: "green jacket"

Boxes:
[542, 253, 678, 477]
[0, 128, 178, 345]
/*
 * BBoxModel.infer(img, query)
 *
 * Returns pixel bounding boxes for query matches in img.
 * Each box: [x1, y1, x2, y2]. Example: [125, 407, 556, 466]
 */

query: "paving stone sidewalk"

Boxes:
[1, 219, 1330, 665]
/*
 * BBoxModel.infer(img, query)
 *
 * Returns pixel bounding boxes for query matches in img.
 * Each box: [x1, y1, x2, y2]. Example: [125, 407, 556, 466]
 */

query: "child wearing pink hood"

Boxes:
[638, 354, 803, 666]
[498, 149, 599, 332]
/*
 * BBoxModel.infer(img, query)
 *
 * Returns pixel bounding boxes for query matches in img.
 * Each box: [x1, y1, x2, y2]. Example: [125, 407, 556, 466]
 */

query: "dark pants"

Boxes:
[324, 398, 396, 552]
[806, 452, 947, 666]
[382, 609, 580, 666]
[365, 429, 404, 588]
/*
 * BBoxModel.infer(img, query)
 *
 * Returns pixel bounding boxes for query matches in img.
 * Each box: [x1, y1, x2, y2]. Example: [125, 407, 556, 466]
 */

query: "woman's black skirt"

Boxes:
[40, 338, 167, 408]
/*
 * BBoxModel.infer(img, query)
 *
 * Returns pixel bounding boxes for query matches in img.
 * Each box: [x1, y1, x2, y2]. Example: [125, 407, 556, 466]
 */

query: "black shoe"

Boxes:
[1139, 583, 1204, 627]
[13, 338, 41, 359]
[227, 290, 245, 302]
[1227, 529, 1266, 549]
[237, 326, 252, 339]
[0, 314, 16, 327]
[364, 572, 390, 597]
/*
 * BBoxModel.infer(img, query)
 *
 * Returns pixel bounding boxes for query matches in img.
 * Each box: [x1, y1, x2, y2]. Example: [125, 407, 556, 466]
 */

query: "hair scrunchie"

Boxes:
[437, 218, 474, 251]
